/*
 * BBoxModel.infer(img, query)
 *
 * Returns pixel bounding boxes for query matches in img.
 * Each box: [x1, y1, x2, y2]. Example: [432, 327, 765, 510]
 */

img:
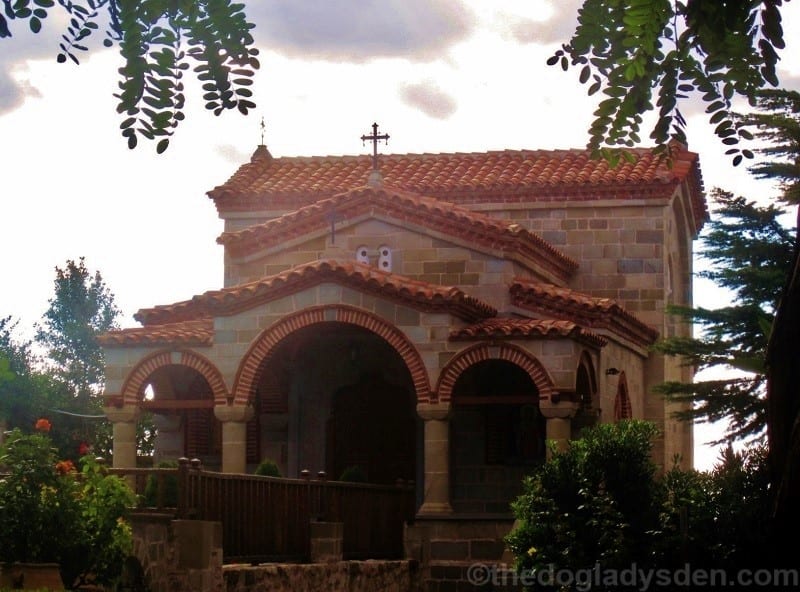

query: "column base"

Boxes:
[416, 501, 453, 516]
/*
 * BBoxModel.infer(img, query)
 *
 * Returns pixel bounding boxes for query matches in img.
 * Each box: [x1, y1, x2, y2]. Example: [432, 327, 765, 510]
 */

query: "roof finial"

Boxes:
[251, 115, 273, 162]
[260, 116, 266, 146]
[361, 122, 389, 186]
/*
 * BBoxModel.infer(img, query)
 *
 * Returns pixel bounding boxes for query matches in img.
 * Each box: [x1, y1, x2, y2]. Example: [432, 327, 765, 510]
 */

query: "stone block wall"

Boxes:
[309, 521, 344, 562]
[405, 518, 520, 592]
[129, 514, 223, 592]
[513, 201, 672, 325]
[223, 560, 420, 592]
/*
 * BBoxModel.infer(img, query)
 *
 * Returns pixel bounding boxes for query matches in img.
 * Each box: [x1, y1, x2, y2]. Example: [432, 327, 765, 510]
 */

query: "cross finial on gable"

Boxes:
[260, 116, 266, 145]
[361, 122, 390, 173]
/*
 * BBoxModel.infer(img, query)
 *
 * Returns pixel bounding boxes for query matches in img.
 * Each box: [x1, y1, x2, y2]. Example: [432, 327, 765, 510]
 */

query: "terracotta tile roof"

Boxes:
[218, 185, 579, 282]
[509, 279, 659, 347]
[134, 259, 497, 326]
[208, 145, 707, 233]
[98, 319, 214, 347]
[450, 317, 607, 348]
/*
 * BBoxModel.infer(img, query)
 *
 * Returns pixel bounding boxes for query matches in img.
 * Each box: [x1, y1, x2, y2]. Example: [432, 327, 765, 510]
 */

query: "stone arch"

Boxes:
[614, 371, 632, 420]
[573, 350, 601, 438]
[436, 342, 556, 403]
[577, 350, 598, 398]
[121, 349, 229, 406]
[232, 305, 431, 405]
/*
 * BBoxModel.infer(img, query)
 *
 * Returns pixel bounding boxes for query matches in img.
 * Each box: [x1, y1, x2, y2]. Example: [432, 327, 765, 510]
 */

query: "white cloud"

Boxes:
[399, 81, 457, 119]
[246, 0, 476, 62]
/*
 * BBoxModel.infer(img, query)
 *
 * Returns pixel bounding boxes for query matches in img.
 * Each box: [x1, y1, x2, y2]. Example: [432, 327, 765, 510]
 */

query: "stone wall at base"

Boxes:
[129, 514, 223, 592]
[223, 560, 420, 592]
[405, 518, 520, 592]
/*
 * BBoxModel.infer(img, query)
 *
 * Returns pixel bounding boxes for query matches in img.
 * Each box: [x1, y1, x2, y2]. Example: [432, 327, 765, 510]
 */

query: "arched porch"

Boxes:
[242, 321, 420, 485]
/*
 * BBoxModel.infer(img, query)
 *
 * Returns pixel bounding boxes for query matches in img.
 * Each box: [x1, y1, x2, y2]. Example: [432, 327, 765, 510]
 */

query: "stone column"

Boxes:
[214, 404, 254, 474]
[539, 397, 578, 457]
[105, 405, 141, 469]
[417, 402, 453, 516]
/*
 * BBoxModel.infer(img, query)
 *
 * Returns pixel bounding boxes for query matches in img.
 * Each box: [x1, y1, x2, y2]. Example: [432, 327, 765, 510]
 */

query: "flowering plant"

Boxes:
[34, 417, 52, 432]
[0, 421, 136, 587]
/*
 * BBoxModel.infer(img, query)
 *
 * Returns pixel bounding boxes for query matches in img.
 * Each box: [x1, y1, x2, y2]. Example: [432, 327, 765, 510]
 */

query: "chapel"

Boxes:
[100, 128, 705, 522]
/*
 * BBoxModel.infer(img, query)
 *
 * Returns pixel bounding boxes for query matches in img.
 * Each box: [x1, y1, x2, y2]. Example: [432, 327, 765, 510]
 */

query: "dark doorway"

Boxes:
[328, 371, 416, 484]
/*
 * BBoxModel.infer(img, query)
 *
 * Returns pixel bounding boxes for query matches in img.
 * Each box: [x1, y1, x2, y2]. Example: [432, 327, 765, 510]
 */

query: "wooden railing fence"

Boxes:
[109, 458, 415, 564]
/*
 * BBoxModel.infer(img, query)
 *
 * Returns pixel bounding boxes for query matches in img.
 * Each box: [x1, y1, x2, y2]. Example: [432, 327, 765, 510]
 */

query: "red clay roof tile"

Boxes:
[450, 317, 607, 348]
[218, 185, 579, 282]
[509, 279, 659, 347]
[134, 259, 497, 326]
[208, 145, 706, 232]
[97, 319, 214, 347]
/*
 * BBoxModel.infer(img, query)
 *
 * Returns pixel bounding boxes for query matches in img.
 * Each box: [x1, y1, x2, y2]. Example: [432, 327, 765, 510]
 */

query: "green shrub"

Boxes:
[254, 459, 281, 477]
[338, 465, 367, 483]
[506, 421, 777, 589]
[506, 420, 663, 579]
[657, 444, 772, 570]
[143, 459, 179, 507]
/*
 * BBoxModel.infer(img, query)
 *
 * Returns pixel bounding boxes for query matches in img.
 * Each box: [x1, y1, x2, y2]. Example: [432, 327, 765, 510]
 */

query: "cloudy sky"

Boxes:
[2, 1, 799, 469]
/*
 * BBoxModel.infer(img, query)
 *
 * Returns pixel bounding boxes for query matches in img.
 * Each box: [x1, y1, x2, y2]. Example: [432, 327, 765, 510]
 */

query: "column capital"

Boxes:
[104, 405, 140, 423]
[416, 401, 451, 421]
[214, 403, 255, 423]
[539, 399, 578, 419]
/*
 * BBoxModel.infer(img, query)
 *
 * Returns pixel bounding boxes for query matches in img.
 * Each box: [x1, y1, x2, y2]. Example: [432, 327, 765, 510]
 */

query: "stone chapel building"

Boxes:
[100, 132, 705, 521]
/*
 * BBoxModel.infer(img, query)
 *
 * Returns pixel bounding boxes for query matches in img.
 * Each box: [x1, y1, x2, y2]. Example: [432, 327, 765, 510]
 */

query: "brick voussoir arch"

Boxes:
[232, 305, 432, 405]
[436, 342, 556, 403]
[121, 349, 229, 406]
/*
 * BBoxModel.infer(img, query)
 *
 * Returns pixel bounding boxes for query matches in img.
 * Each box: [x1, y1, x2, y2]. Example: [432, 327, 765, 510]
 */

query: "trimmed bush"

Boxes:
[338, 465, 367, 483]
[254, 459, 281, 477]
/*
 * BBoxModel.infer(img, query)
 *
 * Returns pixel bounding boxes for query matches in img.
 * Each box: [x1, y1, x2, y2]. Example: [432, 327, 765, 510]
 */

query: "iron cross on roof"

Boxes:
[361, 122, 389, 171]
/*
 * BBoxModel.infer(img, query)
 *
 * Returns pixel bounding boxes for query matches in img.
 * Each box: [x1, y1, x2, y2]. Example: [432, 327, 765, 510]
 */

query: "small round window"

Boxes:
[378, 245, 392, 271]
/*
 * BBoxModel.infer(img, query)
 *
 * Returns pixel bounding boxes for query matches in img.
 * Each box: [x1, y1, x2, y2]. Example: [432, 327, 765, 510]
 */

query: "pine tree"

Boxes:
[654, 189, 795, 442]
[654, 90, 800, 445]
[742, 89, 800, 206]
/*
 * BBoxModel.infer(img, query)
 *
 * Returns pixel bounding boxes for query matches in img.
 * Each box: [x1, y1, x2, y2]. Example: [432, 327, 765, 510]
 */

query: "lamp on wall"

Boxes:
[605, 367, 620, 376]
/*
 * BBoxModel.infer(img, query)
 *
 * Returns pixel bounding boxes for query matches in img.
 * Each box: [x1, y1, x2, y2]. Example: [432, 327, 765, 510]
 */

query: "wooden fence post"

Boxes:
[177, 457, 190, 519]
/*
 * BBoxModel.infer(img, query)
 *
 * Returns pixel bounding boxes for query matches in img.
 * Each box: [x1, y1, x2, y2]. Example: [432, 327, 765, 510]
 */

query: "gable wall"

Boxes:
[224, 219, 530, 312]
